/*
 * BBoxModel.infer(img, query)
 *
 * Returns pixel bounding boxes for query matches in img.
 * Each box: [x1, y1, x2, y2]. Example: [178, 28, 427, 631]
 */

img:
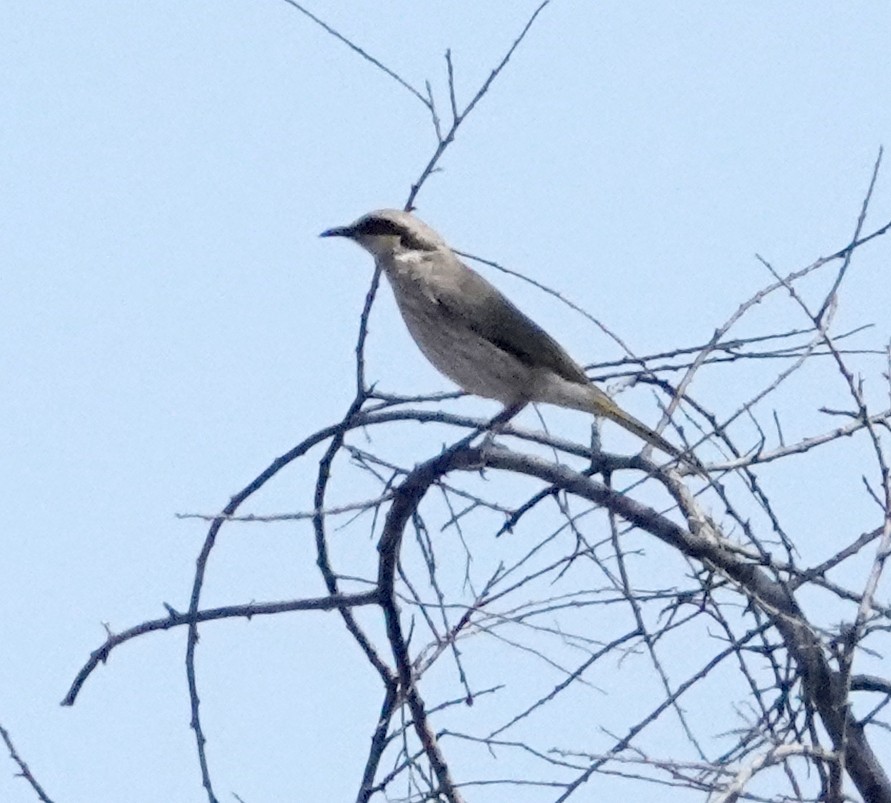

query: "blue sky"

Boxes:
[2, 2, 891, 801]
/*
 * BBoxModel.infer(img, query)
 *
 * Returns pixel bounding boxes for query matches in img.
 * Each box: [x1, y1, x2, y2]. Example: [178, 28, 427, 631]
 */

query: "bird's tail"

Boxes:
[582, 386, 704, 474]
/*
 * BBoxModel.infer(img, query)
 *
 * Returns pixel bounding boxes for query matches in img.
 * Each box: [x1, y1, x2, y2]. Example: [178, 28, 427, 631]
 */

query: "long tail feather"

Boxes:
[586, 389, 705, 474]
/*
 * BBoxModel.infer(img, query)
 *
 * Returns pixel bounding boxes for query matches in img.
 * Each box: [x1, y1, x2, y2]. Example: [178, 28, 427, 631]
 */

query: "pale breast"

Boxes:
[384, 266, 533, 405]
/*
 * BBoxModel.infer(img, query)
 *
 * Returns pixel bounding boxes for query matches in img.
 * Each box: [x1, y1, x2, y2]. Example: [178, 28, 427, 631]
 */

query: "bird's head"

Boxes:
[320, 209, 446, 260]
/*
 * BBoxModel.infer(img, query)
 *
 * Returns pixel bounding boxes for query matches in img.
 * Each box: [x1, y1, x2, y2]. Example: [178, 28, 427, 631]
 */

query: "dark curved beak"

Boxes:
[319, 225, 353, 239]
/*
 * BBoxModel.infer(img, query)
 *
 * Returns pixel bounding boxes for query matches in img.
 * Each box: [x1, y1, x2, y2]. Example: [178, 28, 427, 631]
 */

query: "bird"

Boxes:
[320, 208, 698, 471]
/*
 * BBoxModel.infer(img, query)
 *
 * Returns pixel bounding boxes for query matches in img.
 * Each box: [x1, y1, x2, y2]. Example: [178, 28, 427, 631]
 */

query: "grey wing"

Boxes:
[430, 258, 590, 385]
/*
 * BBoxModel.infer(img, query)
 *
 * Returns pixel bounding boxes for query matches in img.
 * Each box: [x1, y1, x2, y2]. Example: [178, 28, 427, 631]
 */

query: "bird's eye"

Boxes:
[356, 218, 402, 237]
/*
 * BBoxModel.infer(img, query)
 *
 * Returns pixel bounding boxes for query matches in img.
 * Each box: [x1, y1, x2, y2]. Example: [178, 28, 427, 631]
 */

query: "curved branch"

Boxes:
[377, 442, 891, 803]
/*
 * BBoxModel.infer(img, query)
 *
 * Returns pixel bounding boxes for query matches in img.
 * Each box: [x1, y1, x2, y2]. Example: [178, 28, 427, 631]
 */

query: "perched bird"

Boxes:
[321, 209, 695, 469]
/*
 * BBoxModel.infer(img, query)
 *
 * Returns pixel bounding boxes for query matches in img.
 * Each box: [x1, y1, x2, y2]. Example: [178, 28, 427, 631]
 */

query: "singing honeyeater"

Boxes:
[321, 209, 695, 468]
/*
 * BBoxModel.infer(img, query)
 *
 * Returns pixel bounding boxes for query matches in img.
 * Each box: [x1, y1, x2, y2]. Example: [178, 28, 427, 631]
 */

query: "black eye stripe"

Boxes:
[355, 218, 404, 237]
[400, 232, 437, 251]
[352, 216, 439, 251]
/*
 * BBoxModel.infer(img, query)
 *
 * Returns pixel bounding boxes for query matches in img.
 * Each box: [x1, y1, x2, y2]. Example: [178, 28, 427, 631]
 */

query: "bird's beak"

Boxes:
[319, 225, 353, 239]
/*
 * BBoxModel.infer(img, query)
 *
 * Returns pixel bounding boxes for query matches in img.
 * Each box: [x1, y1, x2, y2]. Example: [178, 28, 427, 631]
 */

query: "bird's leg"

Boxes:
[588, 418, 604, 474]
[477, 401, 527, 468]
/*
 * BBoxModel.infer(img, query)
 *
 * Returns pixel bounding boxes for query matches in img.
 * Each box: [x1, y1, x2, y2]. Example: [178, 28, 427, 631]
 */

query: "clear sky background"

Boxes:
[2, 2, 891, 802]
